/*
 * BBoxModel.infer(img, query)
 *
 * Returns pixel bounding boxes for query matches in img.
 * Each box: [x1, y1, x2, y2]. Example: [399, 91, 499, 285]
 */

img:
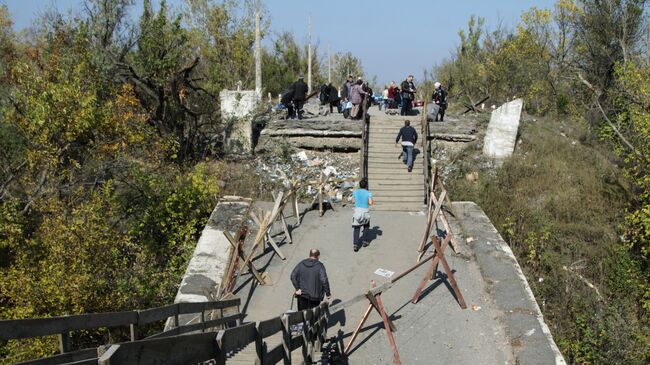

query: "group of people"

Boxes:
[340, 75, 374, 120]
[281, 75, 309, 120]
[281, 74, 448, 122]
[287, 79, 450, 313]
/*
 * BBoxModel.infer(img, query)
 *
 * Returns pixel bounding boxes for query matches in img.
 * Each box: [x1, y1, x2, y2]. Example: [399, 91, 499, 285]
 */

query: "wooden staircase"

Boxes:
[366, 117, 426, 211]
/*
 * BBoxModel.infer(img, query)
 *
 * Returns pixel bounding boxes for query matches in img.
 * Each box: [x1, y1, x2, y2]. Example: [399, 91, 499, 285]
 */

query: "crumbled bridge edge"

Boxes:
[166, 197, 252, 330]
[451, 202, 567, 365]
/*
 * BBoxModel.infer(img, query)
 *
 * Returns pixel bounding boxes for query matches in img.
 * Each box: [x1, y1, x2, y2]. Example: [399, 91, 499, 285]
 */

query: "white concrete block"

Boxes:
[483, 98, 523, 159]
[220, 90, 258, 154]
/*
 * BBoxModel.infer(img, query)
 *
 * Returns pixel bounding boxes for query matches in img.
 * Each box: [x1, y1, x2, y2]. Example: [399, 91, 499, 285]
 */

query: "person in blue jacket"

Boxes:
[351, 178, 373, 252]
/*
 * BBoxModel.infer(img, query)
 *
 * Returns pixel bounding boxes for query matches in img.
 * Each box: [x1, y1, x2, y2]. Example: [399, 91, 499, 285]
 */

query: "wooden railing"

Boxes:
[422, 102, 431, 204]
[98, 302, 330, 365]
[359, 94, 370, 180]
[0, 299, 241, 365]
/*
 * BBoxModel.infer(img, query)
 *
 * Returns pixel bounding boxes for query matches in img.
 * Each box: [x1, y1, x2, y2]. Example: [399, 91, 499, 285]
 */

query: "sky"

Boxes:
[2, 0, 557, 84]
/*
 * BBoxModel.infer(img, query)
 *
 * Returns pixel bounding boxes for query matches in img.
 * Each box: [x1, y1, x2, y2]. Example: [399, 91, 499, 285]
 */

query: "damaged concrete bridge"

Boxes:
[1, 100, 564, 365]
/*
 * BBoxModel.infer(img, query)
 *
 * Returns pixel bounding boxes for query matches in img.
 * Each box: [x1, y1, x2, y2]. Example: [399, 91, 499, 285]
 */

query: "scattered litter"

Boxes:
[323, 166, 337, 176]
[293, 151, 309, 161]
[466, 237, 476, 243]
[524, 328, 536, 337]
[256, 150, 360, 205]
[538, 277, 544, 283]
[374, 268, 395, 278]
[472, 304, 482, 311]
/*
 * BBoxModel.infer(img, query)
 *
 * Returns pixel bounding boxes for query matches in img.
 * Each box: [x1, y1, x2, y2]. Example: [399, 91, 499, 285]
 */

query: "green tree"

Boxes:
[331, 51, 365, 87]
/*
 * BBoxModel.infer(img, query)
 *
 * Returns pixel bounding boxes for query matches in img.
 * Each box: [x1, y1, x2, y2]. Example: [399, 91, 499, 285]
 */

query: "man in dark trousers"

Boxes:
[400, 75, 416, 116]
[291, 248, 331, 310]
[291, 75, 308, 119]
[280, 88, 295, 119]
[432, 81, 448, 121]
[395, 120, 418, 172]
[327, 83, 341, 113]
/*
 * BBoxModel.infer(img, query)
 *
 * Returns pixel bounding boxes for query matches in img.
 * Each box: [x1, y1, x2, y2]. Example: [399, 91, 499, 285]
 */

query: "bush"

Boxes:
[447, 116, 649, 363]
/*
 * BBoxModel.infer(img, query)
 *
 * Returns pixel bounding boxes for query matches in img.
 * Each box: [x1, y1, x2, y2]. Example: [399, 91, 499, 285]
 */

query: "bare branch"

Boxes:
[577, 72, 644, 159]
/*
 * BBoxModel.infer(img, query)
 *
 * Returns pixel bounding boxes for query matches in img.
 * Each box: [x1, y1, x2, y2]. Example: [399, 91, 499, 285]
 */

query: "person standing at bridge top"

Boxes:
[327, 83, 341, 114]
[400, 75, 417, 116]
[291, 248, 331, 310]
[341, 75, 354, 102]
[395, 120, 418, 172]
[291, 75, 308, 120]
[432, 81, 448, 121]
[350, 79, 368, 120]
[351, 178, 373, 252]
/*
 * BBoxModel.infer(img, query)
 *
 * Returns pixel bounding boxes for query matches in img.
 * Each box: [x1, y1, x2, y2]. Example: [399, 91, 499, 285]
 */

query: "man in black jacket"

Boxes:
[327, 83, 341, 113]
[290, 249, 331, 310]
[280, 89, 295, 119]
[291, 76, 308, 119]
[432, 81, 448, 121]
[400, 75, 416, 116]
[395, 120, 418, 172]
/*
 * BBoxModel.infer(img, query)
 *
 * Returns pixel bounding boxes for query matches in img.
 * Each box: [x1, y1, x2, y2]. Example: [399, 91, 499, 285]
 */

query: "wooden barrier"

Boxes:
[1, 299, 241, 365]
[98, 302, 330, 365]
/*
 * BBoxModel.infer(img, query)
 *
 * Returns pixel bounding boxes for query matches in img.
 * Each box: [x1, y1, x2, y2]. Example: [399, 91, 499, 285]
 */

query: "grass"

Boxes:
[445, 115, 649, 364]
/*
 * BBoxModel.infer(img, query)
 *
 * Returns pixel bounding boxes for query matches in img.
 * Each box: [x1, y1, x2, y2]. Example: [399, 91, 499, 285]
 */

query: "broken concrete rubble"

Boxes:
[256, 118, 362, 152]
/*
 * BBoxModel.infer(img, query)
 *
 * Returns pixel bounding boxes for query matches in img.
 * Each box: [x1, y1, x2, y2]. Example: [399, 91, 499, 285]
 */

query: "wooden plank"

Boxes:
[224, 229, 266, 287]
[431, 235, 467, 309]
[216, 322, 257, 354]
[343, 303, 373, 354]
[237, 211, 272, 286]
[97, 332, 220, 365]
[146, 314, 242, 339]
[374, 290, 402, 365]
[64, 359, 97, 365]
[257, 317, 283, 338]
[16, 348, 97, 365]
[137, 305, 177, 326]
[366, 291, 396, 332]
[285, 310, 305, 326]
[177, 299, 241, 315]
[280, 212, 293, 244]
[0, 311, 138, 340]
[432, 191, 458, 254]
[329, 282, 393, 313]
[281, 315, 292, 365]
[417, 191, 446, 261]
[264, 343, 285, 365]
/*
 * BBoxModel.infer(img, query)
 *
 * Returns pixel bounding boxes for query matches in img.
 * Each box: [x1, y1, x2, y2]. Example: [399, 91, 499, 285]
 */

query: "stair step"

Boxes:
[373, 197, 424, 203]
[372, 205, 426, 211]
[372, 191, 425, 197]
[368, 169, 423, 175]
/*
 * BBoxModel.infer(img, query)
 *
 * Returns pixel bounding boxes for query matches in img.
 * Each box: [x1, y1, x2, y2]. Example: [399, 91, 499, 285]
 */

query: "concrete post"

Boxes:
[254, 8, 262, 97]
[307, 15, 312, 93]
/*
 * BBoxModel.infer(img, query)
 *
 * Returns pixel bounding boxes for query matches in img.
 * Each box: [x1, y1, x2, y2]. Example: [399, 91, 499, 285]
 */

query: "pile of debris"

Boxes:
[256, 150, 360, 204]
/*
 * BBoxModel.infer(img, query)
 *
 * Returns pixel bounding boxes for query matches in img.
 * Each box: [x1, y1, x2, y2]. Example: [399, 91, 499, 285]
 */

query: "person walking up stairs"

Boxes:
[366, 111, 426, 211]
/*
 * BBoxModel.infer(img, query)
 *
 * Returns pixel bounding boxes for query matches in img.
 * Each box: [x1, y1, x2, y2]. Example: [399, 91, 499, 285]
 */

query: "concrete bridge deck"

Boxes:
[233, 202, 563, 364]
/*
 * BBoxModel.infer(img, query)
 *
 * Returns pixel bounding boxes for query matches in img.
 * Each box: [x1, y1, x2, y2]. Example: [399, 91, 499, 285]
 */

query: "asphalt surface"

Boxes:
[237, 204, 517, 364]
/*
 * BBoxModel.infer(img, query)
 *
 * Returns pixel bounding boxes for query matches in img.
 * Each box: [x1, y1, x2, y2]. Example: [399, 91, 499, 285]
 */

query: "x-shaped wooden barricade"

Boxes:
[412, 167, 467, 308]
[220, 188, 302, 297]
[344, 281, 401, 365]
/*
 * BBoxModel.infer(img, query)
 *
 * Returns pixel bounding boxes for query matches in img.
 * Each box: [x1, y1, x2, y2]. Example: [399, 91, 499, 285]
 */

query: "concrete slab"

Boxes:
[167, 197, 251, 329]
[483, 99, 523, 159]
[453, 202, 566, 365]
[233, 200, 560, 364]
